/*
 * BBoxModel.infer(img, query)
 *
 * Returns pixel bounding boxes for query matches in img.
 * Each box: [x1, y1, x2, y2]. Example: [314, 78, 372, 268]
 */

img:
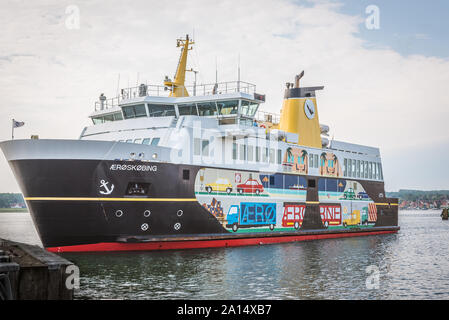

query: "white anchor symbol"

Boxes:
[99, 180, 114, 195]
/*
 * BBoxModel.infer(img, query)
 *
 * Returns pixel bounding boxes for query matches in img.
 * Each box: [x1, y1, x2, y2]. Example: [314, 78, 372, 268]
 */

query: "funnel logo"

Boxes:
[304, 99, 315, 120]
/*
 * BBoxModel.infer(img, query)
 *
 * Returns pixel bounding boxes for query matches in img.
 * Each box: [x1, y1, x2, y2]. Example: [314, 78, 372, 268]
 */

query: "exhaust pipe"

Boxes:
[294, 70, 304, 88]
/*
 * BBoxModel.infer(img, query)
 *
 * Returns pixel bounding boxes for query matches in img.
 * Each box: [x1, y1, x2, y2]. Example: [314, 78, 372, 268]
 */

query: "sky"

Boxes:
[0, 0, 448, 192]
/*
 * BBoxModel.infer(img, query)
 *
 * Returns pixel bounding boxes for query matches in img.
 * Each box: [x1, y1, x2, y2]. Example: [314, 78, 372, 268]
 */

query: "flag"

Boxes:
[13, 119, 25, 128]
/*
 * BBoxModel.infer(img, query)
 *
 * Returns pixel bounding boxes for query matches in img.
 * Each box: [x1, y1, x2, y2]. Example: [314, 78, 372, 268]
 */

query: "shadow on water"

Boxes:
[2, 211, 449, 299]
[64, 234, 402, 300]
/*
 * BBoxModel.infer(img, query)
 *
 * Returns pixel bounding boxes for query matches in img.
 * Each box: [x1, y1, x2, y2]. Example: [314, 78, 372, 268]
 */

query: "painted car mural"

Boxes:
[236, 179, 264, 195]
[195, 168, 378, 234]
[320, 204, 342, 228]
[205, 178, 233, 194]
[282, 203, 306, 229]
[226, 202, 276, 232]
[282, 203, 342, 229]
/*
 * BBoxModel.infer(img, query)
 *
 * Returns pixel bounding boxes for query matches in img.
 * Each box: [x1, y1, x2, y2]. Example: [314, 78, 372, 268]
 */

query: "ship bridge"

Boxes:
[89, 80, 267, 127]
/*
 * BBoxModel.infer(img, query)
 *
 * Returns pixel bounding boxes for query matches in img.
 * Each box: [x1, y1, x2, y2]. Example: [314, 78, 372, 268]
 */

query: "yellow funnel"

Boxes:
[279, 72, 324, 148]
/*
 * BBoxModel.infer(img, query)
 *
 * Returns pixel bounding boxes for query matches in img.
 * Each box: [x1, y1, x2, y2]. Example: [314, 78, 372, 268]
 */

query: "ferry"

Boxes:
[0, 35, 399, 252]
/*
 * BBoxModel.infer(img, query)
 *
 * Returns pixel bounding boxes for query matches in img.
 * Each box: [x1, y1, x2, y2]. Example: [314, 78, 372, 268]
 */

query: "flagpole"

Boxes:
[12, 119, 14, 140]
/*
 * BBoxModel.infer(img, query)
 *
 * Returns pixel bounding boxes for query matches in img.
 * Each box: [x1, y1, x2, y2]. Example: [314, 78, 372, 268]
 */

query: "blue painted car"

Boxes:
[357, 191, 370, 200]
[226, 202, 276, 232]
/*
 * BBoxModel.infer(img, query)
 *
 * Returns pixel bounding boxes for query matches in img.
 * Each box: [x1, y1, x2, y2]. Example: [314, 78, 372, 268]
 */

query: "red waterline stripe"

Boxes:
[46, 230, 398, 253]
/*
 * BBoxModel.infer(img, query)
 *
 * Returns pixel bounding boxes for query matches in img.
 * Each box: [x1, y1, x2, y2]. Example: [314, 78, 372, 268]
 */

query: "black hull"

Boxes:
[8, 158, 399, 249]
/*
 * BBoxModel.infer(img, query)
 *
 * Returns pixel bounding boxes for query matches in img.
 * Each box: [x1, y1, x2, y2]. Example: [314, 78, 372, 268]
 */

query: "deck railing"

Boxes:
[94, 81, 256, 111]
[255, 110, 281, 125]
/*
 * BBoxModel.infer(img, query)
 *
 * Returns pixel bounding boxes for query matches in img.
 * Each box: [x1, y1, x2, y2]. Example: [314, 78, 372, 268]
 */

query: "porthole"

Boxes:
[174, 222, 181, 230]
[115, 210, 123, 218]
[177, 210, 183, 217]
[144, 210, 151, 218]
[141, 223, 149, 231]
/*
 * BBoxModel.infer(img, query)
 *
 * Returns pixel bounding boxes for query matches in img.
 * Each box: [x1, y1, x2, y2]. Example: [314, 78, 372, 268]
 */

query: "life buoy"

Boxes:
[260, 124, 266, 128]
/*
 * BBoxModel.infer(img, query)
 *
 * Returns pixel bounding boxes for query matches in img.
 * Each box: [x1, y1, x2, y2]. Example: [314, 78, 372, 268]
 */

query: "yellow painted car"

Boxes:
[343, 210, 360, 227]
[205, 178, 233, 194]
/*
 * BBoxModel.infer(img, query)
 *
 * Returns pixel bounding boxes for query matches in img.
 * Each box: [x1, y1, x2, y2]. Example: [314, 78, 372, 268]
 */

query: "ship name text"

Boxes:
[109, 164, 158, 172]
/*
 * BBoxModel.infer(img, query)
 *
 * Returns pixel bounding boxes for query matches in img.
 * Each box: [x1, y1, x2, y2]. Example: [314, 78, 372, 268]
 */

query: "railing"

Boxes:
[255, 110, 281, 125]
[94, 80, 257, 111]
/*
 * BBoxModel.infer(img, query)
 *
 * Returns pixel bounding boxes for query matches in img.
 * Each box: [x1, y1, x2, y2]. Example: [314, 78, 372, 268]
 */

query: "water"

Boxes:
[1, 210, 448, 299]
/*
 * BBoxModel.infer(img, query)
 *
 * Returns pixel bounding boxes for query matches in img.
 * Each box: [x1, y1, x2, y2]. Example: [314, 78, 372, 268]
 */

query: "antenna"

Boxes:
[187, 68, 199, 96]
[116, 73, 120, 97]
[237, 53, 241, 91]
[215, 56, 218, 84]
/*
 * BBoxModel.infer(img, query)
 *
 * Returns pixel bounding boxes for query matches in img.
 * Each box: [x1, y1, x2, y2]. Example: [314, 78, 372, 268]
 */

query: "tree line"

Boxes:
[386, 189, 449, 202]
[0, 193, 26, 208]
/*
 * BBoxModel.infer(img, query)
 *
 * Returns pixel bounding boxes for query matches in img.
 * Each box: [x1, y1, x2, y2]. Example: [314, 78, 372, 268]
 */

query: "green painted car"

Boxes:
[342, 188, 356, 200]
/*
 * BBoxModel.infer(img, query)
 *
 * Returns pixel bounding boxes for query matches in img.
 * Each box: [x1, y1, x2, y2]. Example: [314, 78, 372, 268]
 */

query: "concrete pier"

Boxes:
[0, 239, 75, 300]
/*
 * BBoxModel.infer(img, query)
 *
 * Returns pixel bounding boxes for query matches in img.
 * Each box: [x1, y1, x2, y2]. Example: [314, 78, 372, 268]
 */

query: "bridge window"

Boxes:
[92, 112, 123, 124]
[147, 104, 176, 117]
[122, 104, 147, 119]
[142, 138, 151, 145]
[178, 103, 198, 116]
[217, 100, 239, 116]
[240, 101, 259, 117]
[197, 102, 218, 116]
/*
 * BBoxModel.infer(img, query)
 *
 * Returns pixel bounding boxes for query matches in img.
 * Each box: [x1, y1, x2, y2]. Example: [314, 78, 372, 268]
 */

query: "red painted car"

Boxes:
[236, 179, 264, 195]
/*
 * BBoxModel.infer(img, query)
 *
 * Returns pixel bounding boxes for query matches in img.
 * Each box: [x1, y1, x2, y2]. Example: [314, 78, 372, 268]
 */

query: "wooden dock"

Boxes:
[0, 238, 75, 300]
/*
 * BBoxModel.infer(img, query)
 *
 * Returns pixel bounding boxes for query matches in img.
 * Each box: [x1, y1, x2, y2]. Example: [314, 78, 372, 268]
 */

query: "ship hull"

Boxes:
[1, 140, 399, 252]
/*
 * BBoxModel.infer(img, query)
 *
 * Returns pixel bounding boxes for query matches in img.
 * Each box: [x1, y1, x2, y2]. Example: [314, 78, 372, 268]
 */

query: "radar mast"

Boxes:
[164, 34, 194, 97]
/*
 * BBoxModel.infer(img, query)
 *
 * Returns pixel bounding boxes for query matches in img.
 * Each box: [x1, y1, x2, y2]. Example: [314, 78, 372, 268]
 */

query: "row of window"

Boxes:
[308, 154, 319, 168]
[92, 112, 123, 124]
[92, 100, 260, 125]
[284, 152, 321, 169]
[232, 138, 282, 164]
[343, 158, 383, 180]
[118, 100, 259, 120]
[193, 138, 283, 164]
[117, 137, 160, 146]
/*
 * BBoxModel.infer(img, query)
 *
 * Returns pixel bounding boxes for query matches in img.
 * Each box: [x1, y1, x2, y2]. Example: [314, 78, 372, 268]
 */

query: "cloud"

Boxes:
[0, 0, 448, 192]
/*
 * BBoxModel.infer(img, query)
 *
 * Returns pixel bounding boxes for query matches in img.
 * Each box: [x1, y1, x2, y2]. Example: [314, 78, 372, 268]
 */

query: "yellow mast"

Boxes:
[164, 34, 194, 97]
